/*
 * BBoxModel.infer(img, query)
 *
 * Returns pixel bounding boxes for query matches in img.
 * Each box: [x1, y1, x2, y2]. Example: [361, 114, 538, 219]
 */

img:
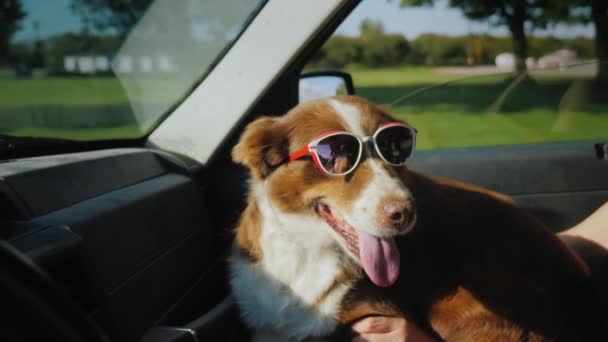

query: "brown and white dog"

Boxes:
[229, 96, 599, 341]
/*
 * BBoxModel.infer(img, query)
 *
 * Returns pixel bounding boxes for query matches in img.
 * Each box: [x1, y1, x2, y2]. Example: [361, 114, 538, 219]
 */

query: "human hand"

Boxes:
[351, 316, 438, 342]
[562, 201, 608, 250]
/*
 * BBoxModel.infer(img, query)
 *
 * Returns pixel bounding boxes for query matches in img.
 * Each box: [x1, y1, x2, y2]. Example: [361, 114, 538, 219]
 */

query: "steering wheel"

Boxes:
[0, 240, 109, 342]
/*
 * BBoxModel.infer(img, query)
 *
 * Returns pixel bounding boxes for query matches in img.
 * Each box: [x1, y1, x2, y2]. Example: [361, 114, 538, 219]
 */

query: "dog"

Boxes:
[228, 95, 600, 341]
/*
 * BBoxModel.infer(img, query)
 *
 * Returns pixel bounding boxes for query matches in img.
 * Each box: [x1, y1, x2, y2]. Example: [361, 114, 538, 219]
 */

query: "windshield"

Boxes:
[0, 0, 266, 142]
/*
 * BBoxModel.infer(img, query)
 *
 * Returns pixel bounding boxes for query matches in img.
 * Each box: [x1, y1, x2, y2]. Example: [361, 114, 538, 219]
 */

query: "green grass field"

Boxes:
[1, 67, 607, 148]
[0, 77, 129, 106]
[0, 76, 139, 140]
[349, 66, 608, 149]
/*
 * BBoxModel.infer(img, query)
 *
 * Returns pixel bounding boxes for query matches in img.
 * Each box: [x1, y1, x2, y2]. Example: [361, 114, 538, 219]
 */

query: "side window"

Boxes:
[304, 0, 608, 150]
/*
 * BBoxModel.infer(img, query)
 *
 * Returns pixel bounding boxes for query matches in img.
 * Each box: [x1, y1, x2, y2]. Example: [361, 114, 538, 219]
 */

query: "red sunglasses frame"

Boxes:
[288, 122, 417, 176]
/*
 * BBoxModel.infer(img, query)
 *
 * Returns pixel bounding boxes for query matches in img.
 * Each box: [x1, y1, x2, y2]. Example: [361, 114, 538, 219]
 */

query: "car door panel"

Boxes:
[410, 141, 608, 232]
[1, 149, 169, 218]
[1, 148, 232, 342]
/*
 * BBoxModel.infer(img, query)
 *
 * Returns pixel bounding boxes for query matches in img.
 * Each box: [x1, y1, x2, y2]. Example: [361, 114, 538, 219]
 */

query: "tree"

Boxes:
[360, 19, 385, 37]
[544, 0, 608, 82]
[0, 0, 26, 64]
[590, 0, 608, 82]
[320, 36, 362, 68]
[70, 0, 152, 38]
[359, 19, 410, 66]
[400, 0, 552, 73]
[410, 34, 469, 65]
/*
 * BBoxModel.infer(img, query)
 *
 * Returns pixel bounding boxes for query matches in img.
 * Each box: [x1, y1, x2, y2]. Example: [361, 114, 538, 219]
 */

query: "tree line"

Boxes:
[400, 0, 607, 81]
[307, 20, 594, 69]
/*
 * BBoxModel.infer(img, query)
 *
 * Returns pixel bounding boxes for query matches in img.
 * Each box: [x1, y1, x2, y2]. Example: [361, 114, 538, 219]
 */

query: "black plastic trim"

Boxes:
[0, 149, 170, 217]
[7, 223, 82, 267]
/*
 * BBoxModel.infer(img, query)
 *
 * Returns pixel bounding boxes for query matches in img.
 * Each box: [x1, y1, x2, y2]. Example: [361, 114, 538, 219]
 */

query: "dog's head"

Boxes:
[233, 96, 416, 287]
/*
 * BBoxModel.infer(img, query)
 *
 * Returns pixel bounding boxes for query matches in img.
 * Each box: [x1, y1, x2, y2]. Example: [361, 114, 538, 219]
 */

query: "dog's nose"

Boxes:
[382, 199, 414, 229]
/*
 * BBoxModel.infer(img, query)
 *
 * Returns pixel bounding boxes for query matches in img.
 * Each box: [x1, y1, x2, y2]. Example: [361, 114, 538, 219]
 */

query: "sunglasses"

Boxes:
[289, 122, 417, 176]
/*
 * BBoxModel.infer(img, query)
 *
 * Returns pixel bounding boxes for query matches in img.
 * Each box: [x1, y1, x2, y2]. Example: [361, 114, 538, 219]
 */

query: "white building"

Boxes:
[64, 54, 179, 74]
[538, 49, 578, 69]
[495, 52, 515, 70]
[64, 55, 111, 74]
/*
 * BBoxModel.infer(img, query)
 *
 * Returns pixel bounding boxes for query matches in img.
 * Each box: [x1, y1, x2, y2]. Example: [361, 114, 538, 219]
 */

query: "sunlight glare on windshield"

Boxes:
[115, 0, 265, 133]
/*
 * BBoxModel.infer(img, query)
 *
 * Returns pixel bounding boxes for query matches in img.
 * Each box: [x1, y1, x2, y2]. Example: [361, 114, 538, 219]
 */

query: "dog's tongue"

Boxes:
[358, 231, 400, 287]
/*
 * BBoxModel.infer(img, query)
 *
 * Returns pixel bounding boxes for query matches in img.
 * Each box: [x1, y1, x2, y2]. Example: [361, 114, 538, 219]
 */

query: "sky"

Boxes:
[14, 0, 595, 42]
[14, 0, 82, 41]
[336, 0, 594, 39]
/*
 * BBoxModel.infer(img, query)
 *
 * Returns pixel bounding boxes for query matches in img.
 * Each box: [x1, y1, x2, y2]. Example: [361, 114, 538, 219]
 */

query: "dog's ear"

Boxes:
[232, 116, 288, 179]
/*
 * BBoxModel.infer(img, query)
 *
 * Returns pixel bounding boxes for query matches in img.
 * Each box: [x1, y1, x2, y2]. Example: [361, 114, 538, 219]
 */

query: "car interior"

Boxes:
[1, 1, 607, 342]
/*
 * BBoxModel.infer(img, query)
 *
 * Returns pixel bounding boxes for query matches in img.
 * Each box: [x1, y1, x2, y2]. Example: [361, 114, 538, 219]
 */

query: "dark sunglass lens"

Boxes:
[316, 135, 360, 174]
[375, 126, 414, 164]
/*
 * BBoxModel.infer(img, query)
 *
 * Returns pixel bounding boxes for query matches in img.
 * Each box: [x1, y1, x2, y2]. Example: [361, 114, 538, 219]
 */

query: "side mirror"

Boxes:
[299, 71, 355, 103]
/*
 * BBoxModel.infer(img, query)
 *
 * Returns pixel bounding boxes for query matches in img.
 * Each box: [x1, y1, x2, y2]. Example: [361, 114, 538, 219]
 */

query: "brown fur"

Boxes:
[333, 169, 595, 341]
[232, 116, 289, 179]
[232, 95, 598, 341]
[234, 196, 263, 261]
[234, 98, 382, 215]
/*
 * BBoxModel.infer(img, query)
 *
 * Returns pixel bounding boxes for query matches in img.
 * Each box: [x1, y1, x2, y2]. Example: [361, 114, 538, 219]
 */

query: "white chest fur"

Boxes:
[229, 186, 352, 341]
